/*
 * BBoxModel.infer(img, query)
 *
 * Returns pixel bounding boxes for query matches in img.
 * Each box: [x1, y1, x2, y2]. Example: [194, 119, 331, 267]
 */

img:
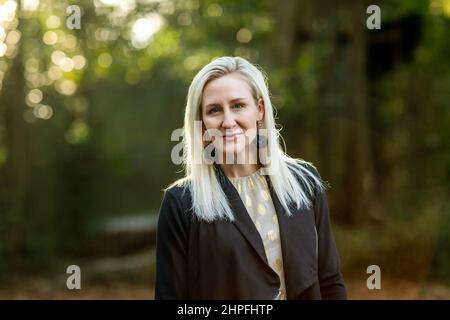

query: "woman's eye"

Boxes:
[208, 107, 220, 114]
[233, 103, 243, 109]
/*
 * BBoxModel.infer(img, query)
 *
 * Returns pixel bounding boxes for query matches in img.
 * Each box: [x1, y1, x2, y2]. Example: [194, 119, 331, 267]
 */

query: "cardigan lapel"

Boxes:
[213, 164, 318, 299]
[264, 175, 318, 299]
[214, 164, 269, 265]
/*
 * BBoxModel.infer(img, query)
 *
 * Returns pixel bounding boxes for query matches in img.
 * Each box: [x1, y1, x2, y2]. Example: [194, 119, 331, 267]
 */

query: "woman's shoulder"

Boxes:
[158, 177, 194, 227]
[286, 158, 322, 180]
[162, 176, 193, 208]
[285, 158, 328, 197]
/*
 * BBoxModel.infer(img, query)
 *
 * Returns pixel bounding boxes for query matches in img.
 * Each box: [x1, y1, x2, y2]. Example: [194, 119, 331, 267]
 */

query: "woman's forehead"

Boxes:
[202, 74, 253, 103]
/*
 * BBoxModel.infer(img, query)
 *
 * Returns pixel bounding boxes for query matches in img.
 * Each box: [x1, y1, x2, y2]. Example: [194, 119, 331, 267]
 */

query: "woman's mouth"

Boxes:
[223, 132, 242, 141]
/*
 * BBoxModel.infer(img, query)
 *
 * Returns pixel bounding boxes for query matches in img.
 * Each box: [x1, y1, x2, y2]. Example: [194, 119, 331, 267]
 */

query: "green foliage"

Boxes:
[0, 0, 448, 285]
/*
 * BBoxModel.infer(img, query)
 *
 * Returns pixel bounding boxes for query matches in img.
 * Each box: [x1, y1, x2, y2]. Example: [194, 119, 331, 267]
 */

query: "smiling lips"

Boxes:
[223, 132, 243, 141]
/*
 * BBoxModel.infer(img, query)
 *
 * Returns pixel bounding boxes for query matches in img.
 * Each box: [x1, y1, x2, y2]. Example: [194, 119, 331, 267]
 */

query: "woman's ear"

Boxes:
[257, 98, 265, 121]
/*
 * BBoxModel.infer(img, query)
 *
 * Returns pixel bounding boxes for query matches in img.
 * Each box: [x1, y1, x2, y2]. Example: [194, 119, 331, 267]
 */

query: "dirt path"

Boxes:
[0, 277, 449, 299]
[345, 278, 450, 299]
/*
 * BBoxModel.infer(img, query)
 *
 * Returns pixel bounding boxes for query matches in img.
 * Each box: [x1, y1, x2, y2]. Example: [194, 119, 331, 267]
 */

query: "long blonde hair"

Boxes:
[168, 56, 324, 222]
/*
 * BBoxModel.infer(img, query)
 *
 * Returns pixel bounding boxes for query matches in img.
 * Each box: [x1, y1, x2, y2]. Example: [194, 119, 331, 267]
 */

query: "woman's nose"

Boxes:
[222, 110, 236, 128]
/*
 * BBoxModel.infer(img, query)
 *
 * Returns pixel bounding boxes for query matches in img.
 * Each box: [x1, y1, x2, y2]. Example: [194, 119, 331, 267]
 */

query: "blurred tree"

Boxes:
[0, 0, 448, 282]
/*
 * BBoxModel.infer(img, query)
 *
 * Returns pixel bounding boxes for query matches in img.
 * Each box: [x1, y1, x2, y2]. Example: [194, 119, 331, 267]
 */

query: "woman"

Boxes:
[155, 56, 347, 300]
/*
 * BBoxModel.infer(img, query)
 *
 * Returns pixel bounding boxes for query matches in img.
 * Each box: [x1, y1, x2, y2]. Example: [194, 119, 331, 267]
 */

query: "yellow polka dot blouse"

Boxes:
[229, 168, 287, 300]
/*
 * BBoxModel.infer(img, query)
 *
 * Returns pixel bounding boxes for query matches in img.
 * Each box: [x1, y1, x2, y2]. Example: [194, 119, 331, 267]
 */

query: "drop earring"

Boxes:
[254, 120, 268, 148]
[203, 143, 216, 163]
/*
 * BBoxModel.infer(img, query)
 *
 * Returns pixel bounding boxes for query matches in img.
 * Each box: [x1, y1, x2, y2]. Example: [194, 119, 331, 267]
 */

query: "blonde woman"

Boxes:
[155, 56, 347, 300]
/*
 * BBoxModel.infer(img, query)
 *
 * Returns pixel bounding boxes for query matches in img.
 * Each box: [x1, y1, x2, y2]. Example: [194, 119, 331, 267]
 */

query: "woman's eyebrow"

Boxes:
[204, 103, 220, 109]
[204, 98, 247, 109]
[229, 97, 247, 103]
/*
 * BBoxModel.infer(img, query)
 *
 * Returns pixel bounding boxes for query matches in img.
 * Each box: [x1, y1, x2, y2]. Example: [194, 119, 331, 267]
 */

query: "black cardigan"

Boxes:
[155, 163, 347, 299]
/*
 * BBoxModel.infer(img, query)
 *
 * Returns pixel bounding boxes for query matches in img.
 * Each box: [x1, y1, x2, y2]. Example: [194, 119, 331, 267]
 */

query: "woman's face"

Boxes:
[201, 73, 264, 161]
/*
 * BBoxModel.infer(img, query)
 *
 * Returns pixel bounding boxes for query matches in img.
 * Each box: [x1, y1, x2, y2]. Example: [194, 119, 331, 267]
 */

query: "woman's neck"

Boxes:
[219, 163, 261, 179]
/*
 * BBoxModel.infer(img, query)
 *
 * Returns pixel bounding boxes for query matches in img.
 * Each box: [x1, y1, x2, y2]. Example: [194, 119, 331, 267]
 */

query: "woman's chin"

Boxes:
[215, 150, 249, 164]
